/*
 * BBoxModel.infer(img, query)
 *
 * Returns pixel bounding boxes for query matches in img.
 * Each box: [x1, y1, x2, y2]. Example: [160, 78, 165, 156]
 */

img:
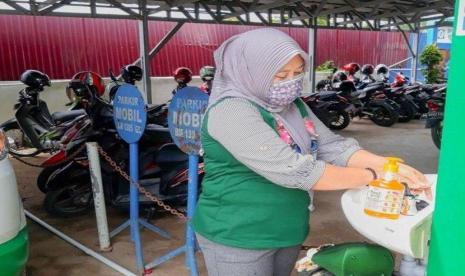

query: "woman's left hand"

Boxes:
[398, 163, 433, 200]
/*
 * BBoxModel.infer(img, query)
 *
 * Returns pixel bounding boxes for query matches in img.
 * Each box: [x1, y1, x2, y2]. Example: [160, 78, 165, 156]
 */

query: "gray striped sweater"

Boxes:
[207, 97, 361, 190]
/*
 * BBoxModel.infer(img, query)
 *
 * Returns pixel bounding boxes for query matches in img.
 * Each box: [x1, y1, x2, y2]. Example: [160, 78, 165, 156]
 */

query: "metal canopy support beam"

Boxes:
[199, 1, 220, 22]
[308, 23, 317, 92]
[223, 0, 301, 20]
[106, 0, 142, 19]
[3, 0, 30, 14]
[380, 15, 448, 29]
[138, 0, 152, 104]
[0, 0, 454, 31]
[411, 28, 420, 82]
[395, 17, 416, 54]
[149, 22, 184, 59]
[39, 0, 72, 15]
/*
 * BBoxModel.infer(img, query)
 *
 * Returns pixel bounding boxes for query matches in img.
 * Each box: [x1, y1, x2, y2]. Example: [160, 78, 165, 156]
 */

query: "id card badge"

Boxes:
[310, 137, 319, 159]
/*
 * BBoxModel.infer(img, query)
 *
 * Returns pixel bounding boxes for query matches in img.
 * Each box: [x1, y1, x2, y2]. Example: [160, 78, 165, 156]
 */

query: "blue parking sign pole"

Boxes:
[113, 84, 171, 275]
[129, 142, 144, 272]
[186, 154, 199, 275]
[146, 87, 208, 275]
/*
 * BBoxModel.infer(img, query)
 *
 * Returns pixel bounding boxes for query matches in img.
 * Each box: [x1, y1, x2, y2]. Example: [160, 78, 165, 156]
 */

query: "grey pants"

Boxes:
[197, 234, 300, 276]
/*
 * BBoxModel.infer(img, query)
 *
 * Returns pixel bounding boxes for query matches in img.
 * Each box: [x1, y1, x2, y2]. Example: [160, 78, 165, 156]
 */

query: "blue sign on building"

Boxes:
[168, 87, 209, 155]
[113, 84, 147, 144]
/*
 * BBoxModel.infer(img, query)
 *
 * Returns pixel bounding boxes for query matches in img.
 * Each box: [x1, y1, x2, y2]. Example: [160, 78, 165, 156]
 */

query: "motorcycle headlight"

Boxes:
[0, 130, 9, 161]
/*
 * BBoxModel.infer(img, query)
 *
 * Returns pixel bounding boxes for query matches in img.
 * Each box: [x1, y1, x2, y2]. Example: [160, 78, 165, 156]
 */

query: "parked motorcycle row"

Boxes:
[0, 61, 444, 217]
[0, 65, 213, 217]
[306, 62, 446, 148]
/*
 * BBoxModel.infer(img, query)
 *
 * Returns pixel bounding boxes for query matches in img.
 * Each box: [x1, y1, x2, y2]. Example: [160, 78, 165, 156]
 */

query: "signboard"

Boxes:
[113, 84, 147, 144]
[457, 0, 465, 36]
[437, 26, 453, 44]
[168, 87, 209, 155]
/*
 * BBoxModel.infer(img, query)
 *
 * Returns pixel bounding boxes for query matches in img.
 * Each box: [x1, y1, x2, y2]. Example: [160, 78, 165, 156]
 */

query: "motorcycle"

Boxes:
[405, 83, 447, 118]
[315, 69, 400, 127]
[423, 91, 445, 149]
[38, 73, 204, 217]
[302, 92, 351, 130]
[339, 80, 400, 127]
[0, 70, 86, 157]
[382, 73, 419, 123]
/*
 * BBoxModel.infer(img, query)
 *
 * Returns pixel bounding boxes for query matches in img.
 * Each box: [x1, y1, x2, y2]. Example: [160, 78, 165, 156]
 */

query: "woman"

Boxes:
[192, 28, 431, 276]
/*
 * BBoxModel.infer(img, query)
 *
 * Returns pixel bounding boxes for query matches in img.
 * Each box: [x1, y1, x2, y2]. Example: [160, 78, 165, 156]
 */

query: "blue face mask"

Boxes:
[267, 74, 304, 107]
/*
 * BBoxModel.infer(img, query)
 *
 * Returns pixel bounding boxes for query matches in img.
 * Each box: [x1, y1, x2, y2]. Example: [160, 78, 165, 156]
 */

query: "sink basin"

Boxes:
[341, 174, 437, 258]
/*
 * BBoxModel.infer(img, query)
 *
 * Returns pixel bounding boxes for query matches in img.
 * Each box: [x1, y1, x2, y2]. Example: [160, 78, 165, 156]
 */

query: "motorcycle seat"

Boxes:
[361, 84, 383, 96]
[147, 104, 166, 113]
[318, 91, 338, 100]
[155, 144, 189, 164]
[350, 90, 363, 98]
[52, 109, 86, 123]
[389, 87, 404, 93]
[145, 122, 169, 133]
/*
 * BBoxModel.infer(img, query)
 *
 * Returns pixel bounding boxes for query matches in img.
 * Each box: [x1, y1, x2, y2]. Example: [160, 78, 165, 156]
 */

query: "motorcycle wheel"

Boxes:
[43, 183, 93, 217]
[326, 109, 350, 130]
[3, 122, 41, 157]
[37, 166, 61, 193]
[431, 120, 442, 149]
[369, 105, 399, 127]
[397, 101, 417, 123]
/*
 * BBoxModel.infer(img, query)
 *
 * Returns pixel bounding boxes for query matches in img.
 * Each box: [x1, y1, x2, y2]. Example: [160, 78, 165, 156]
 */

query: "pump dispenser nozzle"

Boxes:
[383, 157, 404, 173]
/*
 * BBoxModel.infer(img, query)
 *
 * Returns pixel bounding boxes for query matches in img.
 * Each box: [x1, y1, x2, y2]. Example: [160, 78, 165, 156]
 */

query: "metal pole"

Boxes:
[138, 0, 152, 104]
[25, 210, 136, 276]
[411, 30, 420, 82]
[186, 154, 199, 276]
[86, 142, 111, 252]
[308, 24, 317, 92]
[129, 142, 145, 273]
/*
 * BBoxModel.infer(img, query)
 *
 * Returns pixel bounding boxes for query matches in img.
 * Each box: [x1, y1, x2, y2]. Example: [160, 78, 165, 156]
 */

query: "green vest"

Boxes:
[192, 98, 311, 249]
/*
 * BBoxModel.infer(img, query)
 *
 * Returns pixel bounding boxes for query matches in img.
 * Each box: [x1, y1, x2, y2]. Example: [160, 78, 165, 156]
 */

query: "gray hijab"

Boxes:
[209, 28, 314, 154]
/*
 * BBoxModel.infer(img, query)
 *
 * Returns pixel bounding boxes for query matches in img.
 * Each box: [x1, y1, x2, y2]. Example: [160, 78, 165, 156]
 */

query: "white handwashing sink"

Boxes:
[341, 174, 437, 259]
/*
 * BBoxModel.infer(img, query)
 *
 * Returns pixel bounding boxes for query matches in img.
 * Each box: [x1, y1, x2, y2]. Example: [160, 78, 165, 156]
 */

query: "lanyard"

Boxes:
[276, 118, 319, 157]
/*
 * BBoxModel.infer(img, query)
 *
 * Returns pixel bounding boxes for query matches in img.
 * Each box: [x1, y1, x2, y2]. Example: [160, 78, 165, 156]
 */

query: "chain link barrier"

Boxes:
[11, 141, 188, 220]
[96, 145, 188, 221]
[10, 144, 87, 168]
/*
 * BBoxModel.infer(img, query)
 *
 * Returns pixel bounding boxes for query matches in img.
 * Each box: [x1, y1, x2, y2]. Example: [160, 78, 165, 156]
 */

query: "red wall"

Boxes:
[0, 15, 408, 81]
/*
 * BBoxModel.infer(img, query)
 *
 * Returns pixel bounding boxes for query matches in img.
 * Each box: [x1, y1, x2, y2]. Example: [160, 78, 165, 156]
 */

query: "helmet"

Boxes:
[342, 63, 361, 76]
[332, 70, 348, 83]
[375, 64, 389, 75]
[121, 65, 143, 84]
[200, 66, 215, 81]
[20, 70, 51, 90]
[392, 72, 407, 87]
[174, 67, 192, 84]
[331, 71, 348, 89]
[68, 71, 105, 98]
[361, 64, 374, 75]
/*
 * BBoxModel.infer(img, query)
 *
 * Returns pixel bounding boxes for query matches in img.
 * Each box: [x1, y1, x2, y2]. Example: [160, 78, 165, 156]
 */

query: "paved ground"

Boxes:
[13, 118, 439, 276]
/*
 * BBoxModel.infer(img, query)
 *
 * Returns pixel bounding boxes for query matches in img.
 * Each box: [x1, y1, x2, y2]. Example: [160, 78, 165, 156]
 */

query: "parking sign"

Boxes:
[113, 84, 147, 144]
[168, 87, 209, 155]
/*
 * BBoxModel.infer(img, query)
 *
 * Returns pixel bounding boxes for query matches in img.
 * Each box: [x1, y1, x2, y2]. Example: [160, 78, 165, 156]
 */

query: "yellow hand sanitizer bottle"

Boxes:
[364, 157, 405, 220]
